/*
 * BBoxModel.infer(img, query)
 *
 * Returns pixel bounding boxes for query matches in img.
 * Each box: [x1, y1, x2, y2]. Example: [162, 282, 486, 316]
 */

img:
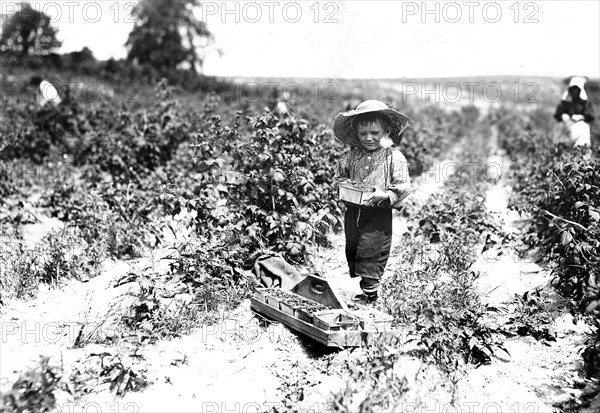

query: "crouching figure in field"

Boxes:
[554, 76, 595, 148]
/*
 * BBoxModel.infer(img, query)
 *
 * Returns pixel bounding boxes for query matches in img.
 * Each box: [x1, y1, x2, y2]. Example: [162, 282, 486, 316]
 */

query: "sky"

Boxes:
[4, 0, 599, 79]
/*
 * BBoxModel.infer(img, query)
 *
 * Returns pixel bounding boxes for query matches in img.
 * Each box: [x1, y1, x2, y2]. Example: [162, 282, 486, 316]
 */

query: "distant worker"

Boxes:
[39, 79, 62, 106]
[275, 89, 294, 114]
[276, 101, 289, 114]
[29, 76, 63, 106]
[554, 76, 594, 147]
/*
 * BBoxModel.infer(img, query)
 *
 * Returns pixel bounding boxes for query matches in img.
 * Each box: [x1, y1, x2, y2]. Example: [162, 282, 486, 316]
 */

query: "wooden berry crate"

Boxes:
[251, 275, 406, 348]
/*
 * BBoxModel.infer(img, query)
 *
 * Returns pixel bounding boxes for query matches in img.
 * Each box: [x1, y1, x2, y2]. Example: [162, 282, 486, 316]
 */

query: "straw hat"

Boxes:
[333, 100, 412, 147]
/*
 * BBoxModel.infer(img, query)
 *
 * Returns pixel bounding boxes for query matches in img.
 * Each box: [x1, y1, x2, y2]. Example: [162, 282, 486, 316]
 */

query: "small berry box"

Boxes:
[351, 309, 394, 331]
[338, 183, 374, 206]
[313, 309, 360, 331]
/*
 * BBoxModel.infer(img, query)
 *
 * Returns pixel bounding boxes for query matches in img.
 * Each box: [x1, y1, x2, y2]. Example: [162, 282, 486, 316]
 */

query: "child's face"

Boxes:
[356, 121, 388, 151]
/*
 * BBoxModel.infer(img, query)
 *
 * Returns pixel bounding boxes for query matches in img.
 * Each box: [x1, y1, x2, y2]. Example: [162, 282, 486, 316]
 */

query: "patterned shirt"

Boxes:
[336, 146, 411, 209]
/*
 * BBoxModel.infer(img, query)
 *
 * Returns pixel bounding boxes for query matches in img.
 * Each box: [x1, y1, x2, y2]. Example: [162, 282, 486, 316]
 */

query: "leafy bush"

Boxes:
[506, 142, 600, 308]
[40, 178, 164, 261]
[399, 105, 478, 176]
[231, 111, 342, 262]
[409, 192, 501, 246]
[1, 356, 61, 413]
[69, 348, 149, 396]
[0, 163, 18, 198]
[183, 110, 344, 264]
[505, 289, 560, 341]
[330, 340, 409, 412]
[0, 231, 102, 301]
[0, 243, 40, 300]
[70, 81, 192, 184]
[113, 227, 254, 344]
[381, 237, 506, 371]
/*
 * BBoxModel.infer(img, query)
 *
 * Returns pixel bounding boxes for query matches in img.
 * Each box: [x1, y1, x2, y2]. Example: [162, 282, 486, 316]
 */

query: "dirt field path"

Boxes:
[453, 125, 592, 411]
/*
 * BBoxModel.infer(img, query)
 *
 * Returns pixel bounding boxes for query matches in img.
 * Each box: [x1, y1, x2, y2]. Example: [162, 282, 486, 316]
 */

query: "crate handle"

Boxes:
[311, 281, 325, 295]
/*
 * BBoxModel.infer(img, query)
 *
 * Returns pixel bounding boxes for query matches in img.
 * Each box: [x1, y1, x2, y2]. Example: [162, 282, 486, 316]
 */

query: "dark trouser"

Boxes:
[344, 205, 393, 297]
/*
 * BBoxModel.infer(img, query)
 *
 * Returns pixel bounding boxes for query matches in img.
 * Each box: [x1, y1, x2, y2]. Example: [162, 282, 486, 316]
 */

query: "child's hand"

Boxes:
[364, 187, 389, 206]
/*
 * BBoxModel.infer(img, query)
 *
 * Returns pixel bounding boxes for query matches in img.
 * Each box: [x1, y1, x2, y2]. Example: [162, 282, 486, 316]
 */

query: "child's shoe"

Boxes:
[365, 293, 378, 305]
[352, 293, 369, 305]
[352, 293, 378, 306]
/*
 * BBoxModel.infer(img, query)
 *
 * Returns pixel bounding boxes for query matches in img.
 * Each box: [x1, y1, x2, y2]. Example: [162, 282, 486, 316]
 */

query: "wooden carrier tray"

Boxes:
[250, 275, 406, 348]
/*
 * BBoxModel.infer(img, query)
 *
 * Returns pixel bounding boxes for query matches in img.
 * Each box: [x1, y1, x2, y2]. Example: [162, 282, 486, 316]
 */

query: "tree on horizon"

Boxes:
[0, 2, 62, 64]
[125, 0, 218, 74]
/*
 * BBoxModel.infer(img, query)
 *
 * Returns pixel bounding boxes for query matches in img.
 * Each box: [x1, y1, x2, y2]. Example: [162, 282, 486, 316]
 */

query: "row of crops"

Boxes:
[494, 102, 600, 404]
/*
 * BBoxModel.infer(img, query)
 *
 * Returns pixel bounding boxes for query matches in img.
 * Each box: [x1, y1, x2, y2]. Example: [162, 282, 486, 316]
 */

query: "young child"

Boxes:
[334, 100, 411, 303]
